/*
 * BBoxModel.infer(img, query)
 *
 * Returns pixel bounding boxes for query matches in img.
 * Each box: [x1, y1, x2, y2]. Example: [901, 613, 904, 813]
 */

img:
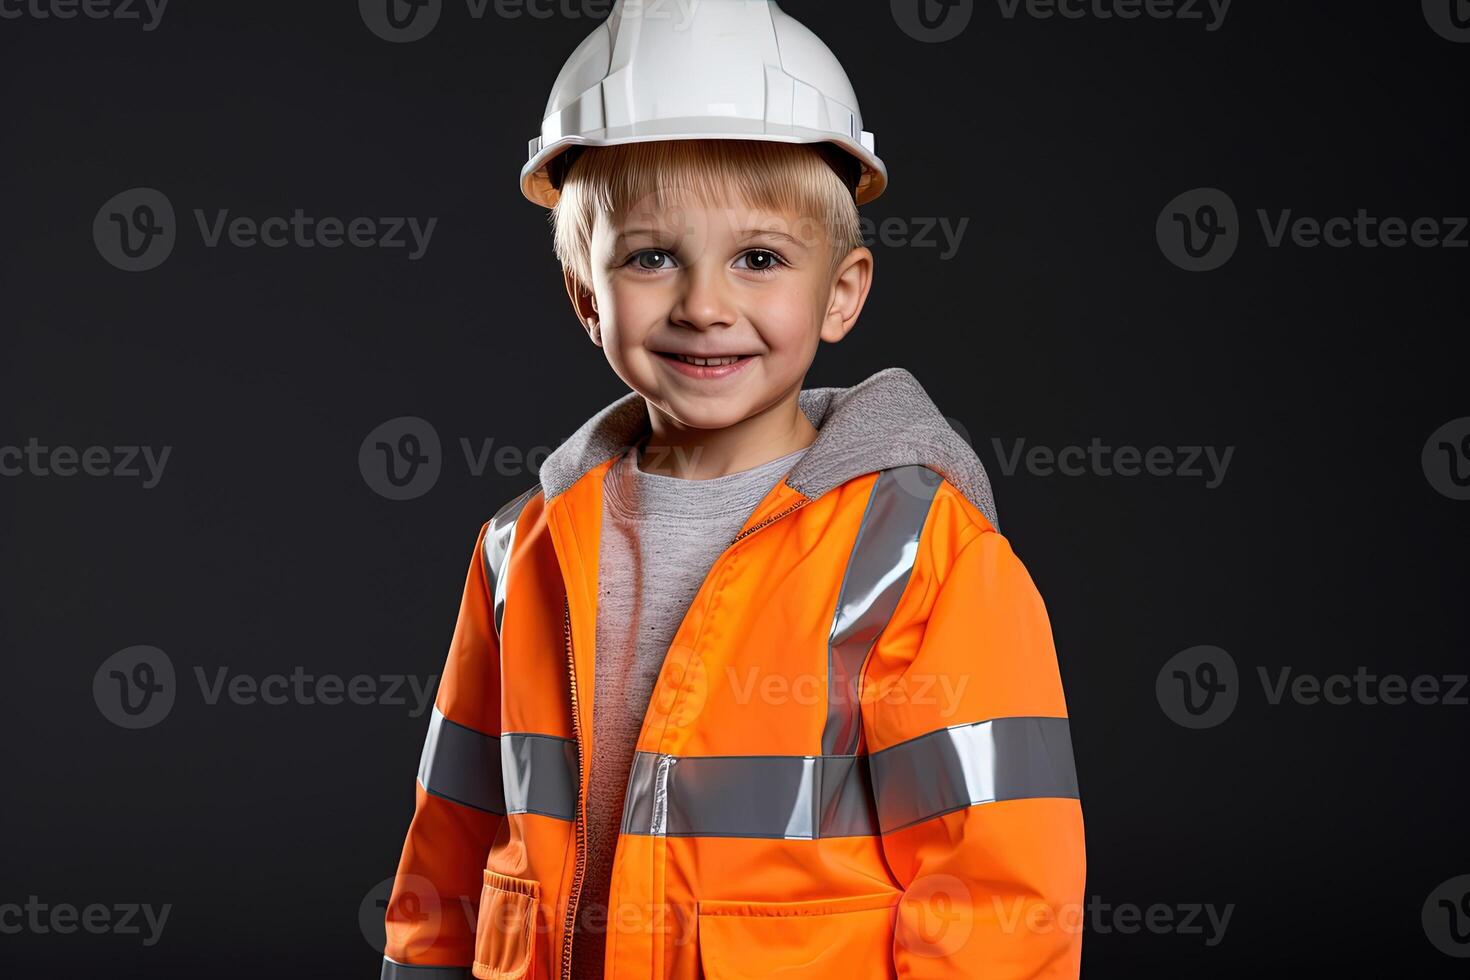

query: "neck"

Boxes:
[639, 385, 818, 480]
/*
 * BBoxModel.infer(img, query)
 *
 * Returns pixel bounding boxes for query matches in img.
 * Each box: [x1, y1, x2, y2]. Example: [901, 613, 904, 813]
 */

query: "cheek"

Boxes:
[753, 285, 826, 347]
[603, 276, 668, 317]
[595, 280, 652, 340]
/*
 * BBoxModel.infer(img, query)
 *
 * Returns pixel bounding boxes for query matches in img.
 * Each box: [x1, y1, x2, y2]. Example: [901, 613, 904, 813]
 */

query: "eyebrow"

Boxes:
[614, 226, 813, 250]
[738, 228, 811, 249]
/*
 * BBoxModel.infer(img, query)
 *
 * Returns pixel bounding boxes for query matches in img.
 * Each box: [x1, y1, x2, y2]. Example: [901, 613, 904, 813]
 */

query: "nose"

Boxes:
[668, 258, 737, 332]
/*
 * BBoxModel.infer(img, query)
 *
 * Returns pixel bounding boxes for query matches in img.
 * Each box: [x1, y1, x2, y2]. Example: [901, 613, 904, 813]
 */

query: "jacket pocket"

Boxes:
[472, 869, 540, 980]
[696, 891, 900, 980]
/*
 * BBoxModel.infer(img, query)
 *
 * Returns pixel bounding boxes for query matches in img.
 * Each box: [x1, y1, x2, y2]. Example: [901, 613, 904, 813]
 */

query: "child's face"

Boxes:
[576, 191, 870, 432]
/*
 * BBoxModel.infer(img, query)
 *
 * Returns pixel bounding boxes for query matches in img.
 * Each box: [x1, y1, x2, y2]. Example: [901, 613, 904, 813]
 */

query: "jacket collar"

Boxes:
[536, 366, 999, 530]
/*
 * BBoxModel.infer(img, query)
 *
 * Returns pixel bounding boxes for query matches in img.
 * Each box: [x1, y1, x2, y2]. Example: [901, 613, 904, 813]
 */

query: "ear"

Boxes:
[563, 269, 602, 347]
[819, 245, 874, 344]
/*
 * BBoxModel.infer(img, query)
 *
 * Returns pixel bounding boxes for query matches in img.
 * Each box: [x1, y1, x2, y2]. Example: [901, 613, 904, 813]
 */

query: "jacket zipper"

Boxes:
[730, 495, 808, 546]
[558, 492, 808, 980]
[561, 594, 586, 980]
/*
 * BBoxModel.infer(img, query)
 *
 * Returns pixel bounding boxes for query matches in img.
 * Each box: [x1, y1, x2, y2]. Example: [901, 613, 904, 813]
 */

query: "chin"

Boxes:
[659, 403, 746, 431]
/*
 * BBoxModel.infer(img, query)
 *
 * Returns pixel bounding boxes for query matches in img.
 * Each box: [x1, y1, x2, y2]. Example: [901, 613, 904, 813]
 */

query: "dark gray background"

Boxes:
[1, 1, 1466, 976]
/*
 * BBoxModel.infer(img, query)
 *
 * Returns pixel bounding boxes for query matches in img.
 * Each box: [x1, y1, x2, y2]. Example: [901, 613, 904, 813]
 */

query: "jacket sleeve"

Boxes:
[863, 526, 1085, 979]
[381, 521, 506, 979]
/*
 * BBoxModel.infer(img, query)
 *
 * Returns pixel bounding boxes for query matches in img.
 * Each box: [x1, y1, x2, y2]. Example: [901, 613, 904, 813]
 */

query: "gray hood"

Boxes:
[537, 366, 998, 530]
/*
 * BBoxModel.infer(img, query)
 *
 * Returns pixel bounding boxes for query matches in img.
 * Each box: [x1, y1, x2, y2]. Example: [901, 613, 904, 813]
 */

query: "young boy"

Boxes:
[381, 3, 1084, 978]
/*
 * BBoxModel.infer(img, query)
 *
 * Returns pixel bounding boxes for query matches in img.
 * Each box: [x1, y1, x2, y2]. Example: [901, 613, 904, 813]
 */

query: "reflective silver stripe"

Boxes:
[620, 751, 878, 839]
[824, 464, 942, 756]
[483, 485, 538, 640]
[868, 716, 1079, 834]
[417, 707, 505, 814]
[416, 709, 578, 820]
[501, 731, 578, 821]
[381, 958, 471, 979]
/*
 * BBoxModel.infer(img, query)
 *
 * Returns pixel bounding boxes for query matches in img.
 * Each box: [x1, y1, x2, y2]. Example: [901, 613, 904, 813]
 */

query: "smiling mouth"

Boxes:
[655, 352, 756, 366]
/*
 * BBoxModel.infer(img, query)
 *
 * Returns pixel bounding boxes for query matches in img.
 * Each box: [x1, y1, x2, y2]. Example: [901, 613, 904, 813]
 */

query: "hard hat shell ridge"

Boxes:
[521, 0, 888, 208]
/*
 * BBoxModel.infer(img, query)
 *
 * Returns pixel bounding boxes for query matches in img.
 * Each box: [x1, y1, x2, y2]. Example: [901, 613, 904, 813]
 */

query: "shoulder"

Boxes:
[489, 482, 543, 531]
[471, 482, 544, 564]
[905, 471, 1036, 600]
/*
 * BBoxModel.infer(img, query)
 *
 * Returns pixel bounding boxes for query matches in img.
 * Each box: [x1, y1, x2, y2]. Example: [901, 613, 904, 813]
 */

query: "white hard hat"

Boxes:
[520, 0, 887, 209]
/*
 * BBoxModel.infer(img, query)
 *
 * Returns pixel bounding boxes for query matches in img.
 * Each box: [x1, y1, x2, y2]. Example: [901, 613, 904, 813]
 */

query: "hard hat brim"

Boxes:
[521, 123, 888, 210]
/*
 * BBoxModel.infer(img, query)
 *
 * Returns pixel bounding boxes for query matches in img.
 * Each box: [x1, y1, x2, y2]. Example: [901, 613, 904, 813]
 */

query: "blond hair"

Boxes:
[549, 139, 864, 295]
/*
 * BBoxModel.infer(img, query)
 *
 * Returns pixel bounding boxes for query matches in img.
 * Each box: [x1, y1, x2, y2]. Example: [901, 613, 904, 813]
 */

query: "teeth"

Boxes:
[673, 354, 743, 366]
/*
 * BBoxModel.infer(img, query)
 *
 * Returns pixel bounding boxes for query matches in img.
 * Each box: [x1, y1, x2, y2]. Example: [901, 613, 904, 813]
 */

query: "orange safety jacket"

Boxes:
[381, 367, 1085, 980]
